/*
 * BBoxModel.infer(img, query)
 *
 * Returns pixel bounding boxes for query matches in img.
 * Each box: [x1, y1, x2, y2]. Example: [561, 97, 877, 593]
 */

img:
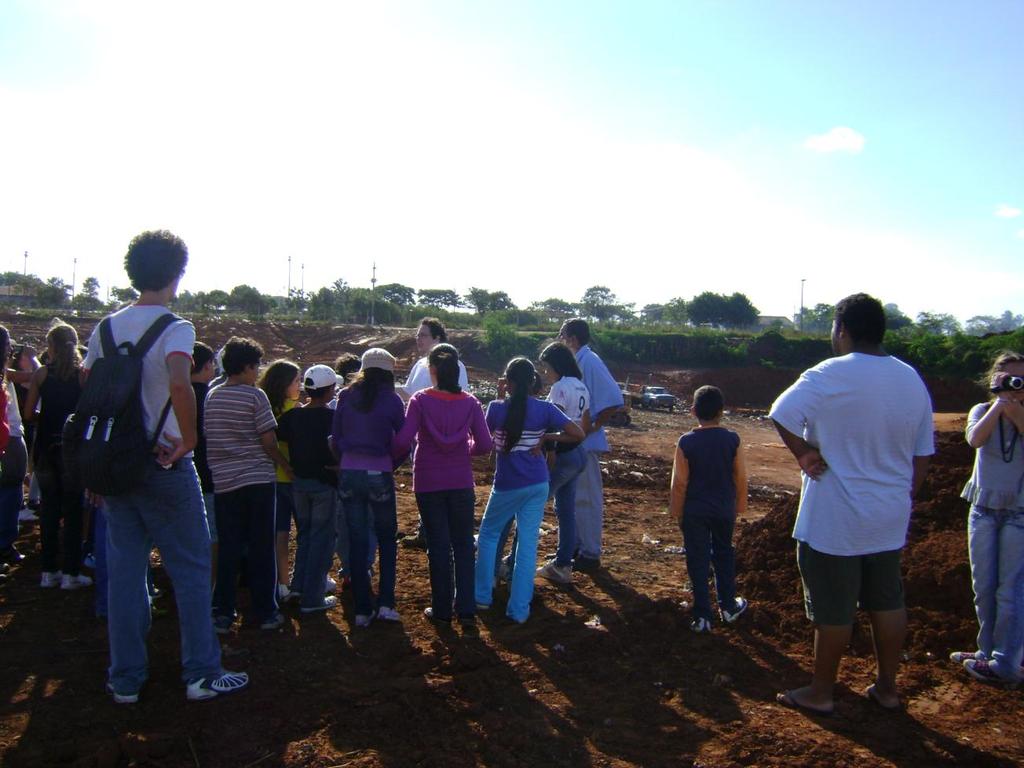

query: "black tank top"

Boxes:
[35, 365, 82, 457]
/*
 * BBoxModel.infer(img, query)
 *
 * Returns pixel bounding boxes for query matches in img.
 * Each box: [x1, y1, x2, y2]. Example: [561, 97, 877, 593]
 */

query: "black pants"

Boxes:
[36, 445, 84, 576]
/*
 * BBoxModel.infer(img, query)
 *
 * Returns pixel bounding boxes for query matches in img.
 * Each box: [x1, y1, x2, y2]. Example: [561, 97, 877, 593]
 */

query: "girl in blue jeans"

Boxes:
[332, 348, 405, 628]
[474, 358, 584, 623]
[953, 351, 1024, 685]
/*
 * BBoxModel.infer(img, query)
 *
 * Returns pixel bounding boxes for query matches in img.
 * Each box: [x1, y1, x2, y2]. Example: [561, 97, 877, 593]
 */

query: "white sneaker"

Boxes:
[720, 597, 748, 624]
[300, 595, 339, 614]
[690, 617, 712, 633]
[40, 571, 63, 588]
[61, 573, 93, 590]
[277, 583, 294, 602]
[186, 671, 250, 701]
[376, 606, 400, 622]
[105, 682, 139, 704]
[324, 576, 338, 594]
[18, 508, 38, 522]
[536, 560, 573, 585]
[354, 613, 373, 628]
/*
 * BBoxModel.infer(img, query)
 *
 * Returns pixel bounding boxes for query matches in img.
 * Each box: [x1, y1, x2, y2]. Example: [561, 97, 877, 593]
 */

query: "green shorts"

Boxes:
[796, 541, 904, 625]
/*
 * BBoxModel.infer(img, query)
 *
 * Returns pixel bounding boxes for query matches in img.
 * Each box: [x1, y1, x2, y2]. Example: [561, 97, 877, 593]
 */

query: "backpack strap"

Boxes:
[132, 313, 180, 359]
[99, 318, 118, 358]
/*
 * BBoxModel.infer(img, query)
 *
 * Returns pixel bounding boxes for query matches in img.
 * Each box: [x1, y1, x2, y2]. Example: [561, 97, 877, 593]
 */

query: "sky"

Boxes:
[0, 1, 1021, 323]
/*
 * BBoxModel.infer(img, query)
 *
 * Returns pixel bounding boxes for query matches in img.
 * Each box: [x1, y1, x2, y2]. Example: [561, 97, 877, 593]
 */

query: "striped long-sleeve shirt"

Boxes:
[485, 398, 570, 491]
[205, 383, 278, 494]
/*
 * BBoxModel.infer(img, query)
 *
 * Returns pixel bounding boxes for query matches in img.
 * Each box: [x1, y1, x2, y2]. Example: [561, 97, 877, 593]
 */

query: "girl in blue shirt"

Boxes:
[474, 357, 584, 623]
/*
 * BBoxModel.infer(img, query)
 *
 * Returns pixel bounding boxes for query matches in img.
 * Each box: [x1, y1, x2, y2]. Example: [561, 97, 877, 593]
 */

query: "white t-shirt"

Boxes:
[402, 355, 469, 397]
[5, 381, 23, 439]
[84, 304, 195, 446]
[547, 376, 590, 425]
[769, 353, 934, 556]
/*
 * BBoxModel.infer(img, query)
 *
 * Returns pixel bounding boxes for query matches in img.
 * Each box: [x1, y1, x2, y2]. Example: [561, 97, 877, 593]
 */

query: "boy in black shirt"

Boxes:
[669, 385, 749, 633]
[277, 365, 338, 613]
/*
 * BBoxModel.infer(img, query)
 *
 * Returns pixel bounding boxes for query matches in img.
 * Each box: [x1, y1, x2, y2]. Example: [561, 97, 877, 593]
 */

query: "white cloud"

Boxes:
[803, 126, 865, 154]
[995, 204, 1022, 218]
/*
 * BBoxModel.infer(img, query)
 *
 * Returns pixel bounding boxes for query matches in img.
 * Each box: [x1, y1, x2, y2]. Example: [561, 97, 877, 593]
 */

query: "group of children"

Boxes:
[2, 314, 1020, 694]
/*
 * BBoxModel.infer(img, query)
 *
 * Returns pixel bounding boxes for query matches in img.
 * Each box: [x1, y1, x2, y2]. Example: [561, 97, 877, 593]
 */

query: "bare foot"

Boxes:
[776, 685, 834, 716]
[866, 682, 901, 710]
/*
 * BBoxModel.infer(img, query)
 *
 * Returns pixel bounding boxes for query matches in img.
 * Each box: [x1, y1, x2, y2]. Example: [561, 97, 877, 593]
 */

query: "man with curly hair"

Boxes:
[86, 230, 249, 703]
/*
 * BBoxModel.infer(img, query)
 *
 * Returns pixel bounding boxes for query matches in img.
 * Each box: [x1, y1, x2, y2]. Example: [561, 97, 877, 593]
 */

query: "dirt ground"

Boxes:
[0, 316, 1020, 767]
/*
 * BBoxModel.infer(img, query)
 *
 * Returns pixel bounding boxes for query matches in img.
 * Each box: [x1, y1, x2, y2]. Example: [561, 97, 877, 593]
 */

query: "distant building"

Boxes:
[757, 315, 795, 330]
[0, 284, 40, 307]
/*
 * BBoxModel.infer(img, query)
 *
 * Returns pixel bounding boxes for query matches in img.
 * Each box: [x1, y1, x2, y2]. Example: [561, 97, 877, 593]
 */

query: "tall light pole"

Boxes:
[301, 263, 305, 295]
[287, 255, 292, 297]
[72, 258, 78, 299]
[23, 251, 27, 276]
[369, 262, 377, 325]
[799, 278, 806, 332]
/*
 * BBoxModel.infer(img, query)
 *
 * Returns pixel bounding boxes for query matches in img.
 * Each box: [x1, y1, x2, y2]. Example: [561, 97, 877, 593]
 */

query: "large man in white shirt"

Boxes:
[398, 317, 469, 549]
[769, 293, 933, 715]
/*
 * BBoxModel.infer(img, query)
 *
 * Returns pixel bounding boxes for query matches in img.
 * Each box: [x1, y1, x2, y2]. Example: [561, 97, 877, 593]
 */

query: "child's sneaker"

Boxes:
[61, 573, 94, 590]
[300, 595, 338, 614]
[260, 612, 285, 630]
[721, 597, 748, 624]
[40, 571, 63, 588]
[690, 617, 712, 633]
[536, 560, 573, 585]
[376, 606, 400, 622]
[964, 658, 1019, 687]
[105, 682, 139, 704]
[276, 583, 294, 602]
[324, 576, 338, 594]
[949, 650, 982, 664]
[354, 613, 374, 628]
[186, 671, 250, 701]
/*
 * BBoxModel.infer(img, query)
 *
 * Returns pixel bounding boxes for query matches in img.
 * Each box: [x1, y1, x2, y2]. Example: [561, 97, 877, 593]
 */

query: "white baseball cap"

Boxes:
[304, 364, 337, 390]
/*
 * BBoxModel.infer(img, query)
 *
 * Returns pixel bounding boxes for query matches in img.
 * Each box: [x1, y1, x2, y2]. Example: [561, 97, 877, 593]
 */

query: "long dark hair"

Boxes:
[502, 357, 536, 453]
[429, 343, 461, 393]
[350, 367, 395, 413]
[539, 341, 582, 380]
[257, 359, 301, 416]
[0, 326, 9, 386]
[46, 320, 82, 381]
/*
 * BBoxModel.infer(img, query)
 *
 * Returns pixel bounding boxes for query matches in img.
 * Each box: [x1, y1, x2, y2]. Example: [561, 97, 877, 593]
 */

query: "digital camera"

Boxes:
[990, 375, 1024, 393]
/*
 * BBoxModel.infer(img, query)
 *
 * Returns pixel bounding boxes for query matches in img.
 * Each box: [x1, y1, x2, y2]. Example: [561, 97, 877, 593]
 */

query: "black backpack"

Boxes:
[63, 313, 180, 495]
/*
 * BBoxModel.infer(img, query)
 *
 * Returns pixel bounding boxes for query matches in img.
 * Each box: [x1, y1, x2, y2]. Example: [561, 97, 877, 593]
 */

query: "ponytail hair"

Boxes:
[0, 326, 9, 385]
[502, 357, 536, 453]
[429, 343, 461, 393]
[46, 319, 81, 381]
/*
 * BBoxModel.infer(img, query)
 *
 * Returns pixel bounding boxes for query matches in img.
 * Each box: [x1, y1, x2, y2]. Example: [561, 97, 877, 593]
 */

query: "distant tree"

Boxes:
[802, 303, 835, 334]
[663, 297, 688, 325]
[417, 289, 464, 309]
[308, 286, 339, 321]
[724, 293, 759, 328]
[81, 276, 100, 299]
[285, 288, 308, 313]
[464, 287, 492, 314]
[915, 311, 962, 336]
[488, 291, 516, 312]
[965, 311, 1024, 336]
[228, 284, 270, 317]
[377, 283, 416, 307]
[883, 303, 913, 331]
[37, 277, 70, 307]
[580, 286, 618, 322]
[111, 286, 139, 303]
[538, 297, 576, 319]
[640, 303, 665, 323]
[687, 292, 730, 327]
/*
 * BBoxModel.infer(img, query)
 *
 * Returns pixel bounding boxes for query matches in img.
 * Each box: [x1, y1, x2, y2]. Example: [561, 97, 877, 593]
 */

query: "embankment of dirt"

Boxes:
[735, 431, 978, 655]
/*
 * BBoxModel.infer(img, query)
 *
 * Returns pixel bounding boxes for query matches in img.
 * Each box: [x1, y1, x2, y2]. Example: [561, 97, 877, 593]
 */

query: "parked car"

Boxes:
[640, 386, 677, 411]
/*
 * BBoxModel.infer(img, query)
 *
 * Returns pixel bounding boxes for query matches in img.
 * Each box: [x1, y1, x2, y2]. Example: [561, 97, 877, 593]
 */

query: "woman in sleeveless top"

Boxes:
[24, 320, 89, 589]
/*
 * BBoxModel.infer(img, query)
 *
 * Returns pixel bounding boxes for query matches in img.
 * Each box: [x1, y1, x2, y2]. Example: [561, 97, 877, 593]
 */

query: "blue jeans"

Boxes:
[968, 505, 1024, 682]
[475, 482, 549, 623]
[202, 492, 218, 543]
[291, 482, 338, 610]
[94, 503, 108, 617]
[104, 461, 221, 694]
[335, 495, 377, 577]
[417, 488, 476, 620]
[214, 482, 278, 624]
[549, 446, 587, 567]
[339, 470, 397, 616]
[0, 435, 27, 551]
[681, 514, 738, 622]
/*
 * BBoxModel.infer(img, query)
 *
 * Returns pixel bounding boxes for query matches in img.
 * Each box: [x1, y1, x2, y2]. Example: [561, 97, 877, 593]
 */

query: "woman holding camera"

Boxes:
[952, 351, 1024, 685]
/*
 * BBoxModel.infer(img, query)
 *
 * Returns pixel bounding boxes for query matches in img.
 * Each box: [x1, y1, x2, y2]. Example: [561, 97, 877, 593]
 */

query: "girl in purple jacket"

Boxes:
[393, 344, 491, 628]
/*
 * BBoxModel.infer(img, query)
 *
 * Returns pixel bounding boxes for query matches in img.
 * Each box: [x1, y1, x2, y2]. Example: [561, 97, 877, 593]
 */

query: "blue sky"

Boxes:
[0, 1, 1021, 323]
